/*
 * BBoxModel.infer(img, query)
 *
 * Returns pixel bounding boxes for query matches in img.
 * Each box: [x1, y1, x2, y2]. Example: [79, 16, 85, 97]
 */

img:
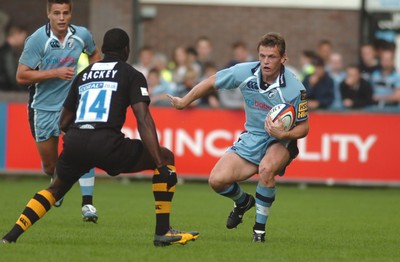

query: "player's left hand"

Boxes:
[167, 95, 186, 110]
[265, 116, 287, 140]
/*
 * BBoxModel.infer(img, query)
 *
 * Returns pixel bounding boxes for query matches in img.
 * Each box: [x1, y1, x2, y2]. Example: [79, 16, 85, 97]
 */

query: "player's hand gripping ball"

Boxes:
[266, 103, 295, 131]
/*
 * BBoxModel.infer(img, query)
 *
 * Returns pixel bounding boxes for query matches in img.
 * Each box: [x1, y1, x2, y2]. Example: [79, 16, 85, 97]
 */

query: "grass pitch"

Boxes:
[0, 176, 399, 262]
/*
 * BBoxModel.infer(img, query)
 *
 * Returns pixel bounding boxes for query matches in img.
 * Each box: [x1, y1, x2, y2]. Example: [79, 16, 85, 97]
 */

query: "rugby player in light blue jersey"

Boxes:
[370, 48, 400, 108]
[168, 33, 309, 243]
[16, 0, 101, 222]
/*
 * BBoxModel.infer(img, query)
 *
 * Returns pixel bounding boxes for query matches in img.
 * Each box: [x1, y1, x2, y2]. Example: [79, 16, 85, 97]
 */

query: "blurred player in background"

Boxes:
[370, 48, 400, 108]
[2, 28, 199, 246]
[168, 32, 309, 243]
[15, 0, 101, 221]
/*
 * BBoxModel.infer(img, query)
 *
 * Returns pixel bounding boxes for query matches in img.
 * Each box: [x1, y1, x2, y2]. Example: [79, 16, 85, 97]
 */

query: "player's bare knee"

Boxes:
[208, 173, 225, 192]
[208, 175, 218, 190]
[209, 171, 234, 192]
[160, 147, 174, 165]
[259, 165, 277, 186]
[259, 164, 274, 177]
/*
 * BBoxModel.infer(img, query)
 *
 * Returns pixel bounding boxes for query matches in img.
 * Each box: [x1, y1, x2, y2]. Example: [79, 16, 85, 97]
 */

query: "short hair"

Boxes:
[361, 42, 375, 48]
[257, 33, 286, 57]
[101, 28, 130, 53]
[139, 45, 154, 53]
[378, 41, 396, 52]
[232, 41, 248, 50]
[195, 36, 212, 47]
[148, 68, 160, 76]
[302, 50, 316, 59]
[311, 55, 325, 67]
[47, 0, 72, 11]
[7, 24, 27, 35]
[185, 46, 198, 56]
[318, 39, 332, 48]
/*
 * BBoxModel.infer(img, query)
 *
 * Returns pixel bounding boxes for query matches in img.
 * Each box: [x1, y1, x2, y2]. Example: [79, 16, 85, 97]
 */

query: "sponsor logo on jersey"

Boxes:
[297, 101, 308, 120]
[60, 57, 74, 63]
[246, 81, 259, 91]
[49, 40, 61, 48]
[92, 62, 118, 71]
[267, 89, 277, 99]
[141, 87, 149, 96]
[45, 57, 75, 65]
[244, 98, 272, 111]
[79, 81, 118, 93]
[79, 124, 95, 129]
[67, 39, 74, 48]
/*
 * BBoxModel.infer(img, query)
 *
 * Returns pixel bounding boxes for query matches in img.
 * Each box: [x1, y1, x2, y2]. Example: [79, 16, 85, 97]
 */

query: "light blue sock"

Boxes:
[255, 183, 276, 225]
[218, 182, 247, 205]
[79, 168, 95, 196]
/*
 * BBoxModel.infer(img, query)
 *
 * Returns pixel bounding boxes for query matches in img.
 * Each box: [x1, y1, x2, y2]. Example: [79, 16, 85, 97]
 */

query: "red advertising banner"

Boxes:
[6, 103, 40, 171]
[121, 107, 246, 178]
[4, 104, 400, 185]
[289, 112, 399, 185]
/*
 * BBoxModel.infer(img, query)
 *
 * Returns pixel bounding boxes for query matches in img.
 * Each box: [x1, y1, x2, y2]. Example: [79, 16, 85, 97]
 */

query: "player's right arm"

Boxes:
[168, 74, 217, 109]
[16, 63, 75, 86]
[266, 117, 309, 141]
[132, 102, 164, 167]
[133, 102, 177, 189]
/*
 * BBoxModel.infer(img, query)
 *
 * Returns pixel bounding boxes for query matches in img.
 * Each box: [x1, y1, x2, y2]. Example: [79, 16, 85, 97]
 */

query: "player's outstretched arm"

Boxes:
[168, 74, 217, 109]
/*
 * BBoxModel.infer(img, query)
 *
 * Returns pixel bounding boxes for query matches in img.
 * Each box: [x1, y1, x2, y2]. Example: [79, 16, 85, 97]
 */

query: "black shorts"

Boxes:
[56, 128, 143, 183]
[287, 140, 299, 160]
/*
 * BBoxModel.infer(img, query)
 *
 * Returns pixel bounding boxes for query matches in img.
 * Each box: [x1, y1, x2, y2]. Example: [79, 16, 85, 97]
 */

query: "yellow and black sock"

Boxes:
[2, 189, 56, 242]
[152, 165, 176, 235]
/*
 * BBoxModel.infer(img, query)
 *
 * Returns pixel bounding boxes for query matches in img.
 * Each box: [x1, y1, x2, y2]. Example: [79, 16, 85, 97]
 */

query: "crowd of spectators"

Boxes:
[1, 8, 399, 111]
[299, 39, 400, 111]
[133, 37, 400, 111]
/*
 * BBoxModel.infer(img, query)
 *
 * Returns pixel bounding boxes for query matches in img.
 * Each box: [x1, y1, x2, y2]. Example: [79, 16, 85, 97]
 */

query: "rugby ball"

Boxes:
[267, 103, 295, 131]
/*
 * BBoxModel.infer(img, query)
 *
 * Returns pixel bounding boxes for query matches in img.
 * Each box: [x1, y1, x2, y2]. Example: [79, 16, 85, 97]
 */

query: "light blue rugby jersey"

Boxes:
[216, 62, 308, 136]
[370, 69, 400, 98]
[20, 23, 97, 111]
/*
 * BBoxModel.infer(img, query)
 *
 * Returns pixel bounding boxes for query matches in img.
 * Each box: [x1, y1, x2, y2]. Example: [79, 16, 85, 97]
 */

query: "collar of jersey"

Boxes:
[251, 63, 286, 93]
[45, 22, 76, 38]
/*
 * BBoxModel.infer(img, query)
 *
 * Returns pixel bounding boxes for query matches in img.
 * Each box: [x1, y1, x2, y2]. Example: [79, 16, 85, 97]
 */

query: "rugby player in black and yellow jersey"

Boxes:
[1, 28, 199, 247]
